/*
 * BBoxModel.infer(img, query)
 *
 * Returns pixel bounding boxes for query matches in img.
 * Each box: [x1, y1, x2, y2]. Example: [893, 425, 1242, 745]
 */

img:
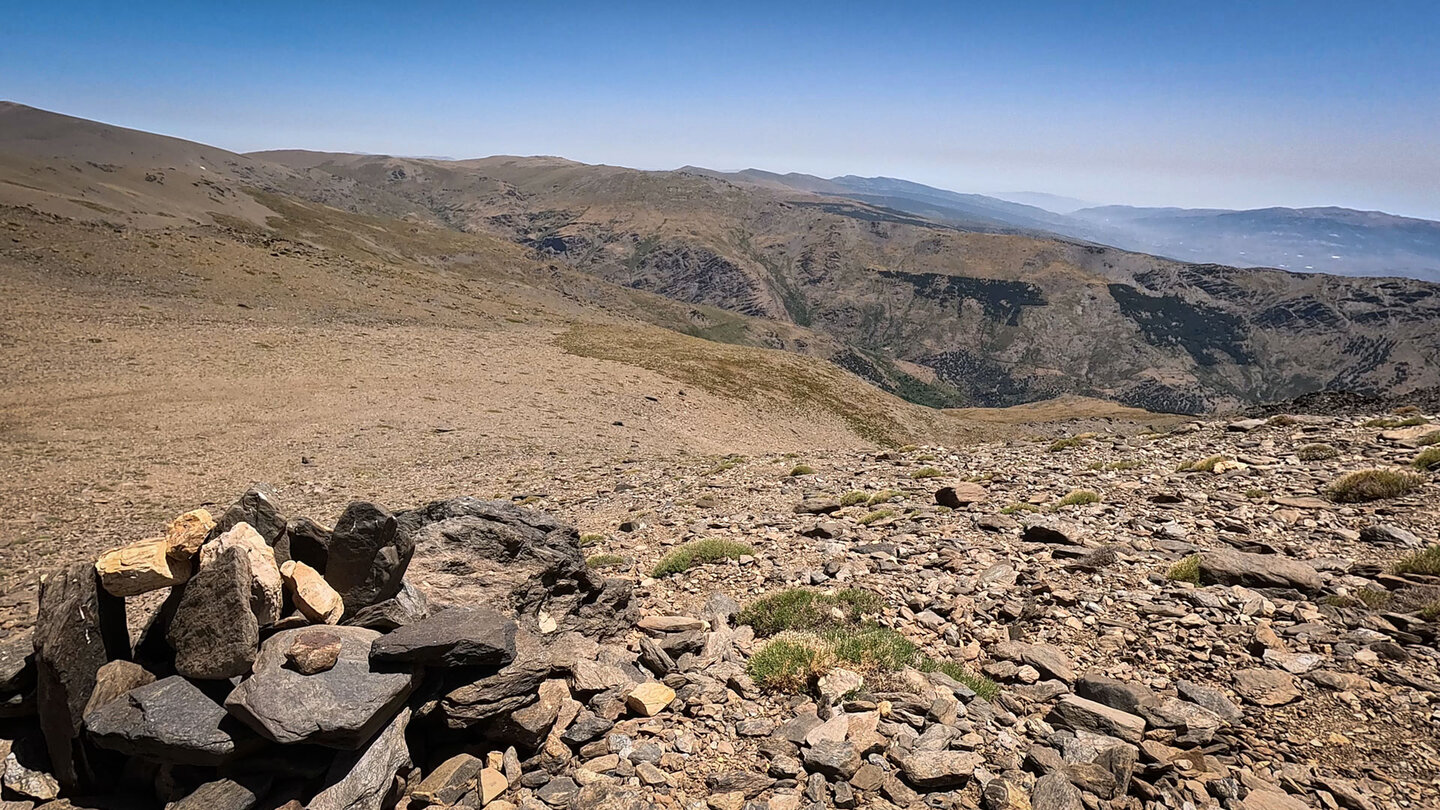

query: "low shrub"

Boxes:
[1178, 455, 1228, 473]
[1296, 443, 1339, 461]
[1324, 469, 1425, 503]
[1413, 446, 1440, 471]
[739, 588, 882, 636]
[578, 533, 605, 547]
[1364, 416, 1427, 428]
[1419, 432, 1440, 447]
[650, 539, 754, 577]
[746, 632, 835, 692]
[787, 464, 816, 477]
[839, 490, 869, 507]
[1000, 502, 1042, 515]
[1048, 434, 1093, 453]
[1244, 488, 1269, 500]
[586, 553, 626, 569]
[1268, 414, 1299, 426]
[1167, 554, 1201, 584]
[910, 467, 943, 479]
[830, 625, 916, 672]
[858, 508, 895, 526]
[1394, 546, 1440, 577]
[866, 490, 901, 506]
[1055, 489, 1100, 508]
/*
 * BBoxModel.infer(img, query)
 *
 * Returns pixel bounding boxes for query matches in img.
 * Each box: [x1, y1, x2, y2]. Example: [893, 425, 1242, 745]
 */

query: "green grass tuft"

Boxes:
[1179, 455, 1229, 473]
[787, 464, 816, 477]
[1296, 443, 1339, 461]
[829, 625, 916, 672]
[910, 467, 943, 479]
[738, 588, 883, 637]
[839, 490, 870, 507]
[1244, 488, 1269, 500]
[866, 490, 901, 506]
[1394, 546, 1440, 577]
[650, 539, 754, 577]
[1364, 415, 1428, 428]
[1048, 434, 1093, 453]
[1268, 414, 1300, 426]
[579, 533, 606, 547]
[746, 632, 835, 692]
[586, 553, 626, 569]
[1055, 489, 1101, 508]
[1167, 554, 1201, 584]
[1324, 469, 1425, 503]
[858, 508, 895, 525]
[1413, 446, 1440, 471]
[1418, 432, 1440, 447]
[1000, 501, 1042, 515]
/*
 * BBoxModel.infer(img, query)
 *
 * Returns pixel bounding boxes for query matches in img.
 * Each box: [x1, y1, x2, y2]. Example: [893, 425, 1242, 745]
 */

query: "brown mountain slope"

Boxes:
[255, 149, 1440, 413]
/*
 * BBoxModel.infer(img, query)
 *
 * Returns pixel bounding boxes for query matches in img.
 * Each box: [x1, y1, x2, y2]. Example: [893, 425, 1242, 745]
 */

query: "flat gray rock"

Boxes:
[1198, 549, 1321, 592]
[369, 606, 516, 668]
[225, 625, 417, 749]
[86, 675, 255, 765]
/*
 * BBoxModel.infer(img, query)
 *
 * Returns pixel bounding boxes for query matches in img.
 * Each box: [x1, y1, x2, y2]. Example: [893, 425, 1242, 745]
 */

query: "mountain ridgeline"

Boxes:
[2, 102, 1438, 415]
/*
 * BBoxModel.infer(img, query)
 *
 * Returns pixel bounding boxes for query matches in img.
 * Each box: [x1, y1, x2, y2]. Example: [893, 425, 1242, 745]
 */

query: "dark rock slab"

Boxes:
[276, 515, 332, 572]
[1198, 549, 1321, 592]
[214, 484, 288, 545]
[326, 501, 411, 617]
[171, 773, 274, 810]
[1075, 673, 1158, 716]
[167, 545, 259, 680]
[345, 580, 432, 631]
[307, 707, 411, 810]
[441, 628, 553, 730]
[369, 606, 516, 668]
[395, 497, 636, 637]
[34, 561, 129, 792]
[225, 625, 417, 749]
[85, 675, 256, 766]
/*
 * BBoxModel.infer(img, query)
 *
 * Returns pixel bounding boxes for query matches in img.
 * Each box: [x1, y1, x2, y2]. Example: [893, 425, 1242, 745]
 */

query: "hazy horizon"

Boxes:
[6, 1, 1438, 219]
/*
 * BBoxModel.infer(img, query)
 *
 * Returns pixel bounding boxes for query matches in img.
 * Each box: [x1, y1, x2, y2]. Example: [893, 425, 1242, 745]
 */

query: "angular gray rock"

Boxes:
[893, 750, 982, 789]
[1047, 695, 1146, 744]
[308, 707, 411, 810]
[167, 545, 260, 680]
[1076, 673, 1158, 715]
[214, 484, 288, 544]
[326, 500, 411, 617]
[170, 774, 274, 810]
[33, 561, 129, 792]
[441, 627, 554, 730]
[1021, 516, 1085, 545]
[396, 497, 636, 636]
[0, 629, 35, 694]
[991, 641, 1075, 683]
[85, 675, 255, 765]
[803, 739, 861, 779]
[1198, 549, 1321, 592]
[369, 606, 517, 668]
[1031, 772, 1083, 810]
[346, 580, 432, 631]
[225, 625, 418, 748]
[1175, 678, 1243, 725]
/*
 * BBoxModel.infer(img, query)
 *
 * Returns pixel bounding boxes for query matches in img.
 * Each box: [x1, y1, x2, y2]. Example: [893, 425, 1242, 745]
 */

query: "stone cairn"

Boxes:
[0, 486, 642, 809]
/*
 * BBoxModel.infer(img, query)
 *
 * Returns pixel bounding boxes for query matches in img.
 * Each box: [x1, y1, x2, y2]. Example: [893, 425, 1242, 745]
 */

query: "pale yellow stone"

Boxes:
[96, 537, 193, 597]
[280, 560, 344, 624]
[625, 681, 676, 717]
[479, 767, 508, 805]
[164, 508, 215, 555]
[201, 522, 284, 625]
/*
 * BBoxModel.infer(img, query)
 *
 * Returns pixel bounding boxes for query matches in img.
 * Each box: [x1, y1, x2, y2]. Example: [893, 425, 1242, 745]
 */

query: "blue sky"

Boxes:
[5, 1, 1438, 218]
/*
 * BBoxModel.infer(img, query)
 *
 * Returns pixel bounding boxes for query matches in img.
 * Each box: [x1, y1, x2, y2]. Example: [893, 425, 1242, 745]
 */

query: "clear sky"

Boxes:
[5, 1, 1438, 218]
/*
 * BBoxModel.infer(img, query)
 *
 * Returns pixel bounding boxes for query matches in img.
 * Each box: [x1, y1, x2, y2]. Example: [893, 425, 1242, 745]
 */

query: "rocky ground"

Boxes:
[0, 410, 1437, 810]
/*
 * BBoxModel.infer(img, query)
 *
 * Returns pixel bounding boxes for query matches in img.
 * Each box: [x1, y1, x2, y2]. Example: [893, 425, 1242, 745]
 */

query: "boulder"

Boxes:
[345, 580, 432, 631]
[369, 606, 517, 668]
[225, 625, 417, 748]
[201, 522, 284, 626]
[395, 497, 635, 636]
[3, 735, 60, 801]
[281, 560, 344, 624]
[84, 675, 256, 765]
[804, 740, 862, 779]
[1075, 673, 1158, 716]
[935, 483, 988, 508]
[1175, 679, 1243, 725]
[1198, 549, 1321, 592]
[33, 561, 129, 791]
[1021, 517, 1085, 546]
[95, 537, 193, 597]
[991, 642, 1075, 683]
[326, 501, 411, 617]
[893, 750, 982, 789]
[1030, 772, 1083, 810]
[0, 629, 36, 694]
[164, 508, 216, 555]
[1047, 696, 1145, 744]
[168, 545, 260, 680]
[214, 484, 288, 544]
[308, 707, 412, 810]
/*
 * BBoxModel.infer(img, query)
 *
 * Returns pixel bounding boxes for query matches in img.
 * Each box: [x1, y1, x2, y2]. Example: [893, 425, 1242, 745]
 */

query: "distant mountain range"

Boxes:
[682, 168, 1440, 283]
[5, 100, 1440, 414]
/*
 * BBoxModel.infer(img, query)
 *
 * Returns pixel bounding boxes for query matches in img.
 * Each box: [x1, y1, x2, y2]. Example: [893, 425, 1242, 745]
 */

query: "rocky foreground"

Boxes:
[0, 412, 1438, 810]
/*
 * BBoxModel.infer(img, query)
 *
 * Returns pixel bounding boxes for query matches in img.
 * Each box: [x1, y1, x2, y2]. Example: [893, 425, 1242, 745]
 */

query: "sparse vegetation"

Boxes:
[1419, 432, 1440, 447]
[1324, 469, 1425, 503]
[1364, 416, 1428, 428]
[1297, 443, 1339, 461]
[866, 490, 901, 506]
[1179, 455, 1229, 473]
[746, 632, 835, 692]
[830, 625, 916, 672]
[1001, 501, 1042, 515]
[1326, 588, 1393, 611]
[650, 539, 754, 577]
[917, 658, 1000, 701]
[1267, 414, 1299, 426]
[910, 466, 943, 479]
[705, 455, 745, 475]
[578, 533, 605, 547]
[586, 553, 626, 569]
[839, 490, 869, 507]
[787, 464, 816, 477]
[858, 508, 895, 525]
[1167, 554, 1201, 584]
[1393, 546, 1440, 577]
[739, 588, 882, 636]
[1048, 434, 1094, 453]
[1244, 488, 1269, 500]
[1055, 489, 1100, 508]
[1413, 446, 1440, 471]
